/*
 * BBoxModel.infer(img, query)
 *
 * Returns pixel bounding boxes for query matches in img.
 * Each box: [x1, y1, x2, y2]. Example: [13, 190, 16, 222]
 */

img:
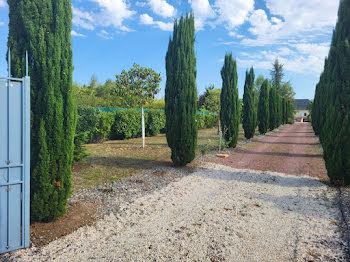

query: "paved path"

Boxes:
[210, 123, 328, 181]
[6, 124, 347, 261]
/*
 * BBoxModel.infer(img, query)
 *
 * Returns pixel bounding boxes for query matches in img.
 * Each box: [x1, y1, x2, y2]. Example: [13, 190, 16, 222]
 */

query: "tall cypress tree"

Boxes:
[165, 14, 197, 166]
[8, 0, 77, 221]
[312, 0, 350, 184]
[269, 87, 278, 130]
[242, 67, 256, 139]
[258, 80, 270, 134]
[220, 53, 240, 147]
[277, 94, 283, 127]
[282, 98, 287, 124]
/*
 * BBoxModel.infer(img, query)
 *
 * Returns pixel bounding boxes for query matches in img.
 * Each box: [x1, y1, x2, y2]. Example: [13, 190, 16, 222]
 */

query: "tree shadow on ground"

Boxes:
[194, 166, 325, 188]
[85, 156, 172, 170]
[278, 132, 315, 134]
[265, 135, 315, 138]
[253, 141, 320, 146]
[232, 149, 323, 158]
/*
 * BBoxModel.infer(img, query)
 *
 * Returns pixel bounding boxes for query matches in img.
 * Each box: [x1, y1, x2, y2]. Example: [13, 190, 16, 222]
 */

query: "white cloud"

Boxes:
[228, 31, 244, 38]
[248, 9, 282, 37]
[148, 0, 176, 18]
[243, 1, 339, 47]
[71, 30, 86, 37]
[91, 0, 136, 31]
[188, 0, 216, 30]
[237, 42, 330, 75]
[0, 0, 6, 7]
[136, 1, 147, 7]
[266, 0, 338, 31]
[72, 1, 135, 32]
[97, 29, 114, 39]
[140, 13, 173, 31]
[0, 22, 4, 26]
[72, 6, 95, 30]
[214, 0, 254, 29]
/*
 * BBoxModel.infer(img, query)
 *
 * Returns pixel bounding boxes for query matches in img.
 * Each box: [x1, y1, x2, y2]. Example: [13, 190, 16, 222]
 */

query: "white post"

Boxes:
[142, 106, 145, 148]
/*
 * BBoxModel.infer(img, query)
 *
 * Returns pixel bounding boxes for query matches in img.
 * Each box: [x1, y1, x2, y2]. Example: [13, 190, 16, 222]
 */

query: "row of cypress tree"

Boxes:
[312, 0, 350, 185]
[241, 65, 294, 139]
[164, 14, 295, 166]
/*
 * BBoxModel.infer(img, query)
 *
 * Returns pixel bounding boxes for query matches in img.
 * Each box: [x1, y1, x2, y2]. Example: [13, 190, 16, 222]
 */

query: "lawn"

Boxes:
[71, 127, 244, 192]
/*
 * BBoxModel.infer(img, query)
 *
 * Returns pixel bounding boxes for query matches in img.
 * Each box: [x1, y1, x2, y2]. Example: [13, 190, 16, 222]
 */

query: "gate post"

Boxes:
[23, 75, 30, 248]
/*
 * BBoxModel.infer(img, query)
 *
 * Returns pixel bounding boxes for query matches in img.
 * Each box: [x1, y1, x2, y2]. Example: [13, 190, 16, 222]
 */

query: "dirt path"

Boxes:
[209, 123, 328, 181]
[4, 123, 348, 261]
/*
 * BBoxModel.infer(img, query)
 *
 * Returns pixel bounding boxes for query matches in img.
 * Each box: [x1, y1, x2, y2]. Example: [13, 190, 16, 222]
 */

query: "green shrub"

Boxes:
[73, 132, 89, 162]
[204, 114, 218, 128]
[146, 109, 166, 136]
[94, 112, 115, 142]
[196, 114, 206, 129]
[110, 109, 144, 140]
[76, 106, 100, 143]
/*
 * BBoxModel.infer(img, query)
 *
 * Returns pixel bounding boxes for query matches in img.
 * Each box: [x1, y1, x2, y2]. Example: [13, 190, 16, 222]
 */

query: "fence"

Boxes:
[0, 50, 30, 254]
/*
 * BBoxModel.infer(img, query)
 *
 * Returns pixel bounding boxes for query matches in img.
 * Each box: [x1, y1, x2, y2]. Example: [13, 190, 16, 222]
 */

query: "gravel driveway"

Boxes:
[7, 163, 347, 261]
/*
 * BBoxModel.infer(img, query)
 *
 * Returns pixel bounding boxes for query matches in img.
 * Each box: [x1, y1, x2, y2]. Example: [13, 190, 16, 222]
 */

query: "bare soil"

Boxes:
[207, 123, 329, 182]
[29, 202, 99, 247]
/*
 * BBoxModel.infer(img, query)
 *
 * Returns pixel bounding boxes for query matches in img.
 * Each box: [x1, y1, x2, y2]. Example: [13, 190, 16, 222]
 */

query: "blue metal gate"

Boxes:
[0, 51, 30, 253]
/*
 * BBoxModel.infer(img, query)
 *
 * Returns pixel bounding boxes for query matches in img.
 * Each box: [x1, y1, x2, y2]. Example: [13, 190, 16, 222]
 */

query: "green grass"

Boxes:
[71, 127, 244, 192]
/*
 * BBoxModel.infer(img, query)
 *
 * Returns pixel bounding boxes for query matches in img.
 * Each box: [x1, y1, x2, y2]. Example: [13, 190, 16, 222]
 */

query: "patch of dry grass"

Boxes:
[71, 127, 244, 192]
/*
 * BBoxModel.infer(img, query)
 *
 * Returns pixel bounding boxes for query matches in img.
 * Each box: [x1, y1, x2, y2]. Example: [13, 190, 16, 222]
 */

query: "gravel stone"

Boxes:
[4, 162, 347, 261]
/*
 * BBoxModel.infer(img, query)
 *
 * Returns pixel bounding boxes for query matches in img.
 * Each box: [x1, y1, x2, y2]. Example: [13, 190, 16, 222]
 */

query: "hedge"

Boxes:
[74, 107, 218, 161]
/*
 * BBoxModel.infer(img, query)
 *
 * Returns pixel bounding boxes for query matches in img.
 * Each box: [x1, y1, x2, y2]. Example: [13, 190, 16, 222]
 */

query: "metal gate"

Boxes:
[0, 51, 30, 253]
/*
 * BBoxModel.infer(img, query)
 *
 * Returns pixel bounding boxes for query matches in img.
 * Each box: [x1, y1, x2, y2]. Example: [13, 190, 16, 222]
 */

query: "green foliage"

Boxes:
[165, 14, 197, 166]
[242, 67, 256, 139]
[111, 109, 143, 140]
[196, 113, 218, 129]
[205, 114, 219, 128]
[94, 112, 115, 142]
[220, 53, 240, 148]
[198, 85, 221, 112]
[280, 82, 296, 101]
[269, 87, 278, 130]
[312, 0, 350, 184]
[276, 94, 283, 127]
[196, 114, 206, 129]
[74, 107, 114, 162]
[76, 107, 100, 143]
[115, 63, 161, 107]
[74, 78, 123, 108]
[75, 107, 216, 153]
[287, 100, 295, 124]
[255, 75, 265, 91]
[146, 109, 166, 136]
[270, 59, 295, 102]
[258, 80, 270, 134]
[144, 98, 165, 109]
[270, 58, 284, 91]
[8, 0, 77, 221]
[73, 132, 89, 162]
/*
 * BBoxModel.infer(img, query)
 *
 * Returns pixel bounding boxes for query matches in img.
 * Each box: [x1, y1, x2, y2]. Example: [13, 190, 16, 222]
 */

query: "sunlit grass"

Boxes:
[71, 127, 244, 192]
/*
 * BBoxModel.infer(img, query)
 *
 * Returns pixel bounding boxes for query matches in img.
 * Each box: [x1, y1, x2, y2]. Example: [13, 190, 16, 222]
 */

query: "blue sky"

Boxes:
[0, 0, 340, 99]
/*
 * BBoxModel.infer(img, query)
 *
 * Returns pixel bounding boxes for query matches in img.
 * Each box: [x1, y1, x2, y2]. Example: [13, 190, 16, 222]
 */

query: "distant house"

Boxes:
[294, 99, 310, 122]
